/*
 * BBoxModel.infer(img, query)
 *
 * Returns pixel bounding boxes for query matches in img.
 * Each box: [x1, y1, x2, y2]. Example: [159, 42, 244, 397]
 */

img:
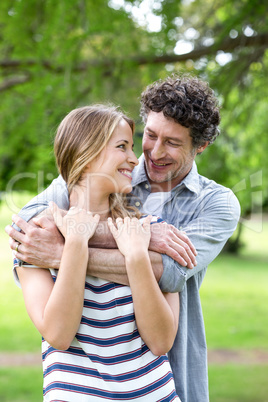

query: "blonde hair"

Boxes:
[54, 104, 139, 219]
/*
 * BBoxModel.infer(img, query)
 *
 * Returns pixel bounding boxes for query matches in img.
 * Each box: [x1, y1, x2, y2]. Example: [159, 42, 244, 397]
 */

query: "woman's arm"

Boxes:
[17, 204, 100, 350]
[108, 216, 179, 356]
[125, 250, 179, 356]
[6, 212, 196, 269]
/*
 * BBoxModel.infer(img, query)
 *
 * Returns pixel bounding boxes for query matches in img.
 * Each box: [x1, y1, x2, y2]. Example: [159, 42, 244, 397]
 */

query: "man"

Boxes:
[6, 74, 240, 402]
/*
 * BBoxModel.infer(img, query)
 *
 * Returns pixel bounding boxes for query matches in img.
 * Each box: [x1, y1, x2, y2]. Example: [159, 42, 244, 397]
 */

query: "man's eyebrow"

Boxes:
[145, 127, 156, 134]
[145, 127, 184, 143]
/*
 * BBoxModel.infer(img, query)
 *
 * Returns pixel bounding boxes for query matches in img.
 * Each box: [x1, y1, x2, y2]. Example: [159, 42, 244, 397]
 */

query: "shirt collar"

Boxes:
[178, 161, 200, 195]
[131, 154, 148, 186]
[132, 154, 200, 195]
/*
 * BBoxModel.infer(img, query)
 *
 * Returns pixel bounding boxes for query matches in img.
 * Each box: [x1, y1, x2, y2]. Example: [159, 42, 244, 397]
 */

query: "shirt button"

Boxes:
[135, 202, 140, 207]
[145, 184, 149, 189]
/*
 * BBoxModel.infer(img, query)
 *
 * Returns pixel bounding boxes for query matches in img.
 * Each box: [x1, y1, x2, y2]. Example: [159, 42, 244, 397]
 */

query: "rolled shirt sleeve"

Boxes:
[17, 175, 69, 223]
[159, 188, 241, 293]
[12, 176, 69, 266]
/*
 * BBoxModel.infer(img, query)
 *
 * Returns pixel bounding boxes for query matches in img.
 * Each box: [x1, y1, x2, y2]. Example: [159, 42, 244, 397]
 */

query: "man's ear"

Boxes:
[197, 141, 209, 154]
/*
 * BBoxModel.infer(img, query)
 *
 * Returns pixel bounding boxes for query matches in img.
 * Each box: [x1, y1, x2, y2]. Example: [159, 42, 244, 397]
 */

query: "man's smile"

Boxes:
[149, 157, 173, 169]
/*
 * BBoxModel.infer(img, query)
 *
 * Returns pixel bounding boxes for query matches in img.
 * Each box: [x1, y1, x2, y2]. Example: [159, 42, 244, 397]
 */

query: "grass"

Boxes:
[208, 365, 268, 402]
[1, 193, 268, 401]
[200, 218, 268, 350]
[0, 193, 41, 353]
[200, 253, 268, 349]
[0, 367, 43, 402]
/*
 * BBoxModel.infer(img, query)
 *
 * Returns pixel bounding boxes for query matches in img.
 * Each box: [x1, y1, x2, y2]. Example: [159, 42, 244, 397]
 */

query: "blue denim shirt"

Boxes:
[17, 155, 240, 402]
[130, 156, 240, 402]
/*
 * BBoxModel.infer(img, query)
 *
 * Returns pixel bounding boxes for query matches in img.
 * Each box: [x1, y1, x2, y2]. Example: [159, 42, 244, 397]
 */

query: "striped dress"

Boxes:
[42, 272, 180, 401]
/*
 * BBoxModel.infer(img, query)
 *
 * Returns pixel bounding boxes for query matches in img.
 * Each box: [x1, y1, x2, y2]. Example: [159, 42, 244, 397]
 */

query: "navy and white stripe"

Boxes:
[13, 216, 180, 401]
[42, 274, 180, 401]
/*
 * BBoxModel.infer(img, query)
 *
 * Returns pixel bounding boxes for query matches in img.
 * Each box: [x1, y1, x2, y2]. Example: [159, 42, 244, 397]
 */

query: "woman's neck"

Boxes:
[69, 182, 110, 220]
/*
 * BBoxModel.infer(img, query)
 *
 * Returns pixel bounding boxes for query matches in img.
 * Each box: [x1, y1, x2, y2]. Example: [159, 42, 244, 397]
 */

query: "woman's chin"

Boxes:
[122, 184, 133, 193]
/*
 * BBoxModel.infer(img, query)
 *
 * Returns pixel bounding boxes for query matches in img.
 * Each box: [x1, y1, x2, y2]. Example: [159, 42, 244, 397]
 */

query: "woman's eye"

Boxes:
[117, 144, 126, 149]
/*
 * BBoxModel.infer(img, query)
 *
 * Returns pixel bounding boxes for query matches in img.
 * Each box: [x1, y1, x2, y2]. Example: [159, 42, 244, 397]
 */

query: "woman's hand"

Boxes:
[50, 202, 100, 242]
[107, 215, 152, 258]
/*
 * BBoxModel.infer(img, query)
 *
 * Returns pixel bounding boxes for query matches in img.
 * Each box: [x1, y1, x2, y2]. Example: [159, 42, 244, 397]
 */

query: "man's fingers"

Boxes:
[170, 229, 197, 261]
[171, 226, 197, 256]
[5, 224, 25, 244]
[171, 239, 197, 267]
[13, 249, 25, 261]
[166, 246, 194, 269]
[32, 214, 54, 230]
[9, 237, 19, 251]
[11, 215, 31, 233]
[166, 246, 188, 267]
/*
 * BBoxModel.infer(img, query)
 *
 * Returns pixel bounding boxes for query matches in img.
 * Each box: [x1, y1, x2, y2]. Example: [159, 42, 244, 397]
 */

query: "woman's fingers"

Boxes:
[49, 202, 64, 229]
[107, 217, 119, 239]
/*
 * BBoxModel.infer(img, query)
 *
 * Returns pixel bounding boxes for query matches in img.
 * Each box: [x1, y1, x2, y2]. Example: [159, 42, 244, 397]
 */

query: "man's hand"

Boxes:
[5, 212, 64, 268]
[149, 222, 197, 268]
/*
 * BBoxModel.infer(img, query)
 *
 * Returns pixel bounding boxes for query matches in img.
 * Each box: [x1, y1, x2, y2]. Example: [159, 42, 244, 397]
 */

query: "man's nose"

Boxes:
[151, 140, 165, 160]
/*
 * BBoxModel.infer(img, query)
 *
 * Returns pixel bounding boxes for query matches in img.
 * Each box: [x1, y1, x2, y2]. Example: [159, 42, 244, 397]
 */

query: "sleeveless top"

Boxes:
[42, 273, 180, 401]
[13, 215, 181, 402]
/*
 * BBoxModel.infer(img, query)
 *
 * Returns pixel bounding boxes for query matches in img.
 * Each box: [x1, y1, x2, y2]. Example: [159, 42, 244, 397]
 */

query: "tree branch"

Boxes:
[0, 75, 31, 92]
[133, 32, 268, 65]
[0, 32, 267, 74]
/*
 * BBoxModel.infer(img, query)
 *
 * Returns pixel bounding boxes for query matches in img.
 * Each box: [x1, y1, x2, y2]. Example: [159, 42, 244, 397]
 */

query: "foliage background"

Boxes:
[0, 0, 268, 400]
[1, 0, 267, 236]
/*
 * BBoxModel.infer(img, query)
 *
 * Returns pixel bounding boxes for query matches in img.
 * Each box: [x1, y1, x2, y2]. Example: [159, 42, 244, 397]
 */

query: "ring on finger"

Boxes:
[15, 242, 20, 253]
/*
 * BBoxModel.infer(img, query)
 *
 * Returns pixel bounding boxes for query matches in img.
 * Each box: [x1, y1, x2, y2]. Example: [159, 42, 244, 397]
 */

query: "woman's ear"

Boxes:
[83, 162, 91, 173]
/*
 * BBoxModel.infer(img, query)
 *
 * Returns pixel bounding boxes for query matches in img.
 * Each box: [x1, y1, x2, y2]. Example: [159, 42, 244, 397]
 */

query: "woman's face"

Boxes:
[86, 119, 139, 194]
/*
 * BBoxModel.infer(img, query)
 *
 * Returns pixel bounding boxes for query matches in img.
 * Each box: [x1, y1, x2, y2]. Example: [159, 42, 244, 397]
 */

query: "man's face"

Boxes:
[142, 111, 207, 192]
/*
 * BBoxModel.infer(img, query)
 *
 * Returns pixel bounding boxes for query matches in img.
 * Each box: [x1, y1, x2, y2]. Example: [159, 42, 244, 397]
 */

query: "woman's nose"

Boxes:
[128, 150, 139, 166]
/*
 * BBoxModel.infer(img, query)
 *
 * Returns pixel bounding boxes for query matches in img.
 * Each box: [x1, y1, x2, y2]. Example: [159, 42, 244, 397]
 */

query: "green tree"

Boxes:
[1, 0, 267, 251]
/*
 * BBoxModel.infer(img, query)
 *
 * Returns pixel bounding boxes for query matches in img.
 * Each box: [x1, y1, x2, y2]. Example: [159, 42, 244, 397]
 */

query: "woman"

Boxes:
[13, 105, 180, 401]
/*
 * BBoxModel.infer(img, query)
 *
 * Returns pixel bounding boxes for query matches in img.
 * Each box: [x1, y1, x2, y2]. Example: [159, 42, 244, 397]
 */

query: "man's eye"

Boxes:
[147, 133, 156, 139]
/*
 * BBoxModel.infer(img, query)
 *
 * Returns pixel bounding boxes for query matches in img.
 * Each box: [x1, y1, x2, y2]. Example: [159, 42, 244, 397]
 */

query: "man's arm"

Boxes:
[15, 175, 69, 225]
[158, 189, 241, 293]
[87, 247, 164, 286]
[7, 213, 164, 286]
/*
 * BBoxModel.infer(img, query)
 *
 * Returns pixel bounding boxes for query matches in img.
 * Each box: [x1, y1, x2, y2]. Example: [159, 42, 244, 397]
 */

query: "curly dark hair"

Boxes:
[140, 74, 220, 149]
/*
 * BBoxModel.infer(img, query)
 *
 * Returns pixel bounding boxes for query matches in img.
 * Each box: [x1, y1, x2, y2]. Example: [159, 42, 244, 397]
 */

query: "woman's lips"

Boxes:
[118, 169, 132, 179]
